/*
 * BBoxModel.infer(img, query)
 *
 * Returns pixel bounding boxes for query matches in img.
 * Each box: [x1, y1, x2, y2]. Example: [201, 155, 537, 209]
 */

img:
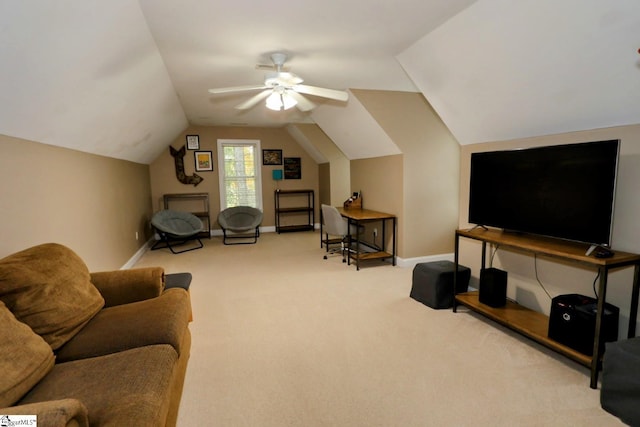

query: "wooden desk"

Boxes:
[453, 228, 640, 388]
[337, 207, 397, 270]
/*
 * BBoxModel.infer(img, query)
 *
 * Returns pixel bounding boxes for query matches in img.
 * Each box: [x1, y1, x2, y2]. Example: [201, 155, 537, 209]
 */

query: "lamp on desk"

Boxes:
[272, 169, 283, 189]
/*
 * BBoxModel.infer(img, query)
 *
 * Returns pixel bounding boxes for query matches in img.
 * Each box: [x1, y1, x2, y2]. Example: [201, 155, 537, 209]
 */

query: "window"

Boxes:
[217, 139, 262, 209]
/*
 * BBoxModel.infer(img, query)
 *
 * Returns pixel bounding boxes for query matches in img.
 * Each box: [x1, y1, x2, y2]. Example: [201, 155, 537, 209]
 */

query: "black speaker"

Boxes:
[548, 294, 619, 356]
[479, 268, 507, 307]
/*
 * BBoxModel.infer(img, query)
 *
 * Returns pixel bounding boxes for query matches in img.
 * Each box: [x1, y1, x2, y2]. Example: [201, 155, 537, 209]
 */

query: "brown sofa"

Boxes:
[0, 243, 191, 426]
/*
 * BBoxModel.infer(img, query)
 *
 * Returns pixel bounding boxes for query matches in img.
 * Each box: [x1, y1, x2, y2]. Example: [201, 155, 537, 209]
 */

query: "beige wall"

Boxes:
[350, 155, 403, 256]
[318, 163, 331, 206]
[0, 134, 152, 270]
[352, 90, 460, 258]
[293, 123, 350, 206]
[149, 126, 319, 229]
[458, 124, 640, 336]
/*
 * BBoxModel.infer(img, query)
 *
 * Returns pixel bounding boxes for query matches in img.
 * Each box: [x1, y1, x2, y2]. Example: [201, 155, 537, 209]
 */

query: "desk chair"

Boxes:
[321, 204, 355, 262]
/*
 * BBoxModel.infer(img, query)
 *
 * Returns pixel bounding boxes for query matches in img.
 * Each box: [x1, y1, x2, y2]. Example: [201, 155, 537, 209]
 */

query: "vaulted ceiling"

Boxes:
[1, 1, 639, 164]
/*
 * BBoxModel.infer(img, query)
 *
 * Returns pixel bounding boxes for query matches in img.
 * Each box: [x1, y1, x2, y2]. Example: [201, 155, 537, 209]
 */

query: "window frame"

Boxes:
[216, 139, 263, 210]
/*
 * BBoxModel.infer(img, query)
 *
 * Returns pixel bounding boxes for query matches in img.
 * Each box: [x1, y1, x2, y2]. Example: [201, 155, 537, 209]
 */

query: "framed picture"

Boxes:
[284, 157, 301, 179]
[194, 151, 213, 171]
[186, 135, 200, 150]
[262, 149, 283, 165]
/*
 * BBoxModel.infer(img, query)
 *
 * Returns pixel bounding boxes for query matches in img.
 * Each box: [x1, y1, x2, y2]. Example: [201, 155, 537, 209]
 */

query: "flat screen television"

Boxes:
[468, 140, 620, 246]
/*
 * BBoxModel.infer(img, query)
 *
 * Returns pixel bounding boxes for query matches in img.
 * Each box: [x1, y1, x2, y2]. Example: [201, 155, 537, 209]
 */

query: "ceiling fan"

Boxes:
[208, 53, 349, 112]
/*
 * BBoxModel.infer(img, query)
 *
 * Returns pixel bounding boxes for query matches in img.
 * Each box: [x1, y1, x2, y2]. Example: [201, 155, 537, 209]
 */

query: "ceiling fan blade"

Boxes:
[208, 85, 267, 94]
[293, 84, 349, 102]
[256, 64, 291, 72]
[286, 91, 316, 112]
[235, 89, 272, 110]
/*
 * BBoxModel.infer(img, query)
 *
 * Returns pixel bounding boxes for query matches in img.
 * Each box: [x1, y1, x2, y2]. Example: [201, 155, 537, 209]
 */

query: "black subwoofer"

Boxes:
[479, 267, 507, 308]
[548, 294, 619, 356]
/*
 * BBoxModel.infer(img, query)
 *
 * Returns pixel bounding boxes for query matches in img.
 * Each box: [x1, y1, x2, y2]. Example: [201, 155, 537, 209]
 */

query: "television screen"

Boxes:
[468, 140, 620, 246]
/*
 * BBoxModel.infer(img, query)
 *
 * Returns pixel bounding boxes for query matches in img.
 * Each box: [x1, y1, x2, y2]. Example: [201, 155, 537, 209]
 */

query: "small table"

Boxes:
[336, 207, 397, 270]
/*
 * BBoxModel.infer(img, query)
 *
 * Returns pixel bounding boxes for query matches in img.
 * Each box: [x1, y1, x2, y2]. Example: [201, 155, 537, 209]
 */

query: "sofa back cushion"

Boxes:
[0, 300, 55, 407]
[0, 243, 105, 350]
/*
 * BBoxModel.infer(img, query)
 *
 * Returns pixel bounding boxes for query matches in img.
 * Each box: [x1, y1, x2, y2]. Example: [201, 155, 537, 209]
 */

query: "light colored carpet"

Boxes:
[134, 231, 623, 426]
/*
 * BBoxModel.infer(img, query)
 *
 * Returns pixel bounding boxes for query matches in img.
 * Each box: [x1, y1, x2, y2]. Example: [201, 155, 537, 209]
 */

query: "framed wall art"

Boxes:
[186, 135, 200, 150]
[284, 157, 301, 179]
[262, 149, 283, 165]
[194, 151, 213, 171]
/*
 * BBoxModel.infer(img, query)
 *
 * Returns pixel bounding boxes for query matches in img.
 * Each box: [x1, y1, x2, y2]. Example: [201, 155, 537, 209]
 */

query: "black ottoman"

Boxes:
[410, 261, 471, 309]
[601, 338, 640, 425]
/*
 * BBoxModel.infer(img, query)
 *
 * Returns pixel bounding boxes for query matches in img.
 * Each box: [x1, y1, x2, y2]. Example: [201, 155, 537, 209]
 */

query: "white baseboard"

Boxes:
[121, 239, 153, 270]
[396, 253, 454, 269]
[123, 231, 454, 272]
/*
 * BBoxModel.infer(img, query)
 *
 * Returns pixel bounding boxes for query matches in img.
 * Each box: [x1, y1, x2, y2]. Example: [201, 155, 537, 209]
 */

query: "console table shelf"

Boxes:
[455, 291, 591, 367]
[453, 228, 640, 388]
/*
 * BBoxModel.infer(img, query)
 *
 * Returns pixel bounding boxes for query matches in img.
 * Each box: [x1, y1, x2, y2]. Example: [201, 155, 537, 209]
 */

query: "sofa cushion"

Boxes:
[0, 300, 55, 407]
[55, 288, 191, 362]
[19, 345, 178, 427]
[0, 243, 105, 350]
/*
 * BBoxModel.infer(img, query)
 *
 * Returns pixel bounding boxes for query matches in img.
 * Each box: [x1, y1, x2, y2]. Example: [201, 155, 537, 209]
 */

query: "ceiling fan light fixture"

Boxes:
[265, 91, 297, 111]
[265, 92, 283, 110]
[209, 52, 348, 113]
[282, 92, 297, 110]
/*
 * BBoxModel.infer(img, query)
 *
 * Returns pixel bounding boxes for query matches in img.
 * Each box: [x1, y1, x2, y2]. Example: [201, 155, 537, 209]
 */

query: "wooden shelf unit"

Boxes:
[453, 228, 640, 388]
[163, 192, 211, 238]
[274, 189, 315, 233]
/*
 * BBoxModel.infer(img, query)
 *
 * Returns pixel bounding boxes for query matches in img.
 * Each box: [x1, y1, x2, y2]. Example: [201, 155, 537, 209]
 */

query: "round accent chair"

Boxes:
[217, 206, 263, 245]
[150, 209, 204, 254]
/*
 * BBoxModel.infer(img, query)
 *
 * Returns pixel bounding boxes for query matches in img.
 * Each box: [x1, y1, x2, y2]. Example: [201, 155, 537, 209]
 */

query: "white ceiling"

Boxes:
[1, 1, 639, 164]
[137, 0, 476, 128]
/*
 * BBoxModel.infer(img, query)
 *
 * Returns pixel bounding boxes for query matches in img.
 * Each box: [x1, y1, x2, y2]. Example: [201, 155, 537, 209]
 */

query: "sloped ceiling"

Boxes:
[0, 0, 474, 164]
[398, 0, 640, 145]
[0, 1, 188, 164]
[137, 0, 476, 129]
[1, 1, 639, 164]
[312, 91, 402, 160]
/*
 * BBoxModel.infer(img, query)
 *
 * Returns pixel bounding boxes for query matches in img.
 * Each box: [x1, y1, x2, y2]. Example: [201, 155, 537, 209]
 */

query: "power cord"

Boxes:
[490, 247, 554, 301]
[533, 254, 553, 300]
[592, 270, 601, 299]
[489, 244, 499, 267]
[534, 254, 600, 300]
[489, 244, 519, 305]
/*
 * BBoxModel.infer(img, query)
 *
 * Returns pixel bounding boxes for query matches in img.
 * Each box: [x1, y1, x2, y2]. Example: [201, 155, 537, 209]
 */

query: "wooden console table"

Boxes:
[453, 228, 640, 388]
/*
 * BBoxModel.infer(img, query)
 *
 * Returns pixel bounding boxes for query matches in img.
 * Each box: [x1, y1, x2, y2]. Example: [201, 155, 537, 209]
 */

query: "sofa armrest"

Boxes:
[1, 399, 89, 427]
[90, 267, 164, 307]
